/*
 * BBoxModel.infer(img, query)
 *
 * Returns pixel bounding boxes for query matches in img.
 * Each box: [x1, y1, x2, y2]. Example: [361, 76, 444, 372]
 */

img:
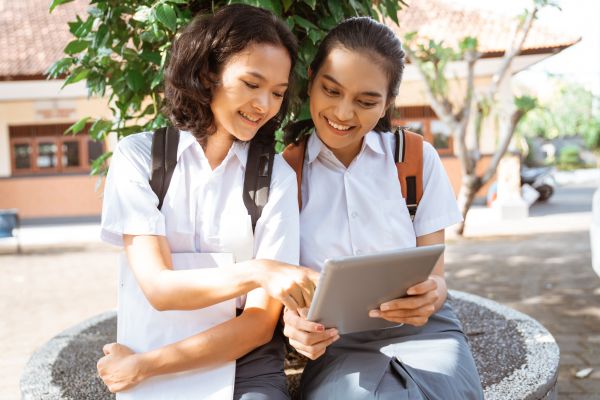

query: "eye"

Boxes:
[358, 100, 377, 108]
[273, 92, 285, 99]
[243, 80, 259, 89]
[322, 85, 339, 96]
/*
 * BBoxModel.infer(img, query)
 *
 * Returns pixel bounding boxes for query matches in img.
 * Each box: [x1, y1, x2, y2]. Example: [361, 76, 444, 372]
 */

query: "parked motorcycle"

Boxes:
[520, 166, 556, 202]
[486, 166, 556, 207]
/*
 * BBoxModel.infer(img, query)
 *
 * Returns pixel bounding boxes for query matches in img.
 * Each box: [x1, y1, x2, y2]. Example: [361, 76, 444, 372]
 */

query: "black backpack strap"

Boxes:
[149, 126, 180, 210]
[243, 140, 275, 233]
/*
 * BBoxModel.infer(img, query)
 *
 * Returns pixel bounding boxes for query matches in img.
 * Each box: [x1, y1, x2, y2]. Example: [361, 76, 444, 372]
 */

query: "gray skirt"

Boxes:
[299, 302, 484, 400]
[233, 320, 290, 400]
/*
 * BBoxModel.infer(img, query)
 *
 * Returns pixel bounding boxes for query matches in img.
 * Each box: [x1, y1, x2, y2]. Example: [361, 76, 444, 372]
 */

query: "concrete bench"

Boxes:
[21, 290, 559, 400]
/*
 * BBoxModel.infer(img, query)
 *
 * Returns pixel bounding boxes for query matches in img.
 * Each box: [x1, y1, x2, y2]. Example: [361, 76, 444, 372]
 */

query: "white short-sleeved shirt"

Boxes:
[101, 130, 299, 266]
[300, 131, 462, 271]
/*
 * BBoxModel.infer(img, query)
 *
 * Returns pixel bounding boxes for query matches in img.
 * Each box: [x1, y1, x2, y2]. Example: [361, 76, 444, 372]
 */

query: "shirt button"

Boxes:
[355, 249, 363, 255]
[351, 211, 358, 218]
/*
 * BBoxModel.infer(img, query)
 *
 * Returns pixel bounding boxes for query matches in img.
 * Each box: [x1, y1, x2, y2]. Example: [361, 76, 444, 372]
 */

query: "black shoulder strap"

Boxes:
[243, 140, 275, 232]
[149, 126, 180, 210]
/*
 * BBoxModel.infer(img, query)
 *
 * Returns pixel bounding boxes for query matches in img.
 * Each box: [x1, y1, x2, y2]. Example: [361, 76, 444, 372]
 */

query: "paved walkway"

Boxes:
[0, 173, 598, 399]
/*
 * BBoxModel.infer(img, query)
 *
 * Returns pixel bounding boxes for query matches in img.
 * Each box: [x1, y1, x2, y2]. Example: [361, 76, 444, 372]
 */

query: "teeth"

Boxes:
[239, 111, 259, 122]
[326, 118, 352, 131]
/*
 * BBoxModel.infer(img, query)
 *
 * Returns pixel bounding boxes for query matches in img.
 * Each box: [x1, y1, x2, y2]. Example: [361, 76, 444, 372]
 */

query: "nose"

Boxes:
[251, 91, 270, 114]
[333, 98, 354, 122]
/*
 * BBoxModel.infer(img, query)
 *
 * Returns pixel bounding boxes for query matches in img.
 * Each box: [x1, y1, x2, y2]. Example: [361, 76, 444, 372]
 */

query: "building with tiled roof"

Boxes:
[0, 0, 579, 221]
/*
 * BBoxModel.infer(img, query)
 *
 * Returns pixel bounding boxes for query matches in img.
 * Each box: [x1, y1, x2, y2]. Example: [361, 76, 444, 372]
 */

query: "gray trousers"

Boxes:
[233, 320, 290, 400]
[299, 302, 484, 400]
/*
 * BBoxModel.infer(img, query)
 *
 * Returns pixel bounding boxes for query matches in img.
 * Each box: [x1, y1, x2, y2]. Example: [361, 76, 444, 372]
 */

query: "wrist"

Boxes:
[135, 352, 156, 381]
[244, 259, 267, 289]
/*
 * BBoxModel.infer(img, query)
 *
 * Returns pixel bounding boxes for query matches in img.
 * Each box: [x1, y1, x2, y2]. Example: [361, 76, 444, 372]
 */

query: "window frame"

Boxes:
[9, 124, 102, 176]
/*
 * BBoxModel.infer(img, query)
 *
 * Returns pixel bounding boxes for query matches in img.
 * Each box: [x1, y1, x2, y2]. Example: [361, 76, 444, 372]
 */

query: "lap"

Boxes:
[299, 303, 484, 400]
[234, 324, 290, 400]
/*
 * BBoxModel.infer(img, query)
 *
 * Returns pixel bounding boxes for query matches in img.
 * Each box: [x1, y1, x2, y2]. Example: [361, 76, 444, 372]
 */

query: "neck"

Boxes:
[204, 129, 235, 170]
[329, 138, 363, 168]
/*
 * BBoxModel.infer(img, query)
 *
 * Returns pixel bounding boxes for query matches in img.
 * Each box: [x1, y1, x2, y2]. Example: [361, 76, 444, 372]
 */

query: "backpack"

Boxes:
[282, 127, 423, 219]
[149, 126, 275, 232]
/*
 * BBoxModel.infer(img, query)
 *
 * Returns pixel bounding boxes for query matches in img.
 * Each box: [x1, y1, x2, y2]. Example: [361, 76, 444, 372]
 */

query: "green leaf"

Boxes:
[155, 4, 177, 32]
[93, 24, 110, 48]
[90, 151, 112, 176]
[293, 16, 319, 31]
[62, 68, 89, 87]
[49, 0, 74, 13]
[166, 0, 189, 3]
[303, 0, 317, 10]
[140, 50, 161, 65]
[328, 0, 344, 21]
[74, 17, 94, 38]
[64, 40, 88, 55]
[125, 69, 145, 93]
[150, 69, 164, 89]
[308, 29, 321, 45]
[282, 0, 293, 12]
[46, 57, 74, 78]
[133, 6, 152, 22]
[89, 119, 113, 141]
[66, 117, 90, 135]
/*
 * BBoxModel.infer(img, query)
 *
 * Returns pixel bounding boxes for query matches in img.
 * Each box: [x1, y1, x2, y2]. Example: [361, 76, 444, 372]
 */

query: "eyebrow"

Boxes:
[322, 74, 383, 98]
[247, 71, 288, 87]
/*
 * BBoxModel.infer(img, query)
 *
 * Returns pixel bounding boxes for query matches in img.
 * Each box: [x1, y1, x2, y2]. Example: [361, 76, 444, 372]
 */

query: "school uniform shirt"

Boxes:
[299, 130, 462, 271]
[101, 129, 299, 271]
[297, 131, 483, 400]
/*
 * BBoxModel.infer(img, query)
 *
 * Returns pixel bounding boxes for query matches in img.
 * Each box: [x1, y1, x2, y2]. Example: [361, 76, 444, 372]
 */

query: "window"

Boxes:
[9, 124, 105, 175]
[392, 106, 454, 155]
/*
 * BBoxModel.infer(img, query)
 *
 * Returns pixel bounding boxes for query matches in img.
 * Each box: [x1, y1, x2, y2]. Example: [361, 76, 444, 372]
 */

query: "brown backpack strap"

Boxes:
[394, 127, 423, 220]
[282, 138, 307, 209]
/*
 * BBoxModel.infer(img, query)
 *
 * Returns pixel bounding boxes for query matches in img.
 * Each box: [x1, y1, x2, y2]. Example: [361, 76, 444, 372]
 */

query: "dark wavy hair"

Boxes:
[164, 4, 298, 146]
[285, 17, 405, 144]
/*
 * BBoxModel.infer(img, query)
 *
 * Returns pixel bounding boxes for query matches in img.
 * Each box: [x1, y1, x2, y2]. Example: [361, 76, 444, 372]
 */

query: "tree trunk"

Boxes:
[454, 173, 482, 235]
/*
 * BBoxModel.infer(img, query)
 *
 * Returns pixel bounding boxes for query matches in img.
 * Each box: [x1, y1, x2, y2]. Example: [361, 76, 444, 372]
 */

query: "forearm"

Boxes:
[149, 261, 261, 310]
[137, 304, 280, 378]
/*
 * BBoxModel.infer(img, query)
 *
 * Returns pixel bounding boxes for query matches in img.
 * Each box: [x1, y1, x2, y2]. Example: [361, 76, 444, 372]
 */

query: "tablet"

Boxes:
[306, 244, 444, 334]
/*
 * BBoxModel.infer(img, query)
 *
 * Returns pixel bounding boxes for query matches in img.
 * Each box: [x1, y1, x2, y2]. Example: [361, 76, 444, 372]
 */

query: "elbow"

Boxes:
[141, 281, 173, 311]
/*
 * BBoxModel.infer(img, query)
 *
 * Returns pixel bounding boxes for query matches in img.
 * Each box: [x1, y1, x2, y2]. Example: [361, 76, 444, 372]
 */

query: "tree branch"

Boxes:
[488, 4, 538, 96]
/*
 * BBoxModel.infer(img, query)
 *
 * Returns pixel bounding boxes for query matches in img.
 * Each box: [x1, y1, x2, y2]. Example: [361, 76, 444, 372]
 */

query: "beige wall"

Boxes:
[0, 175, 104, 219]
[0, 80, 111, 218]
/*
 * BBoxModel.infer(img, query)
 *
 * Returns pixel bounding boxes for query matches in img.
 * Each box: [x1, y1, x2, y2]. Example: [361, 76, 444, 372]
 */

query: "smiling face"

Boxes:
[210, 43, 292, 142]
[309, 46, 391, 166]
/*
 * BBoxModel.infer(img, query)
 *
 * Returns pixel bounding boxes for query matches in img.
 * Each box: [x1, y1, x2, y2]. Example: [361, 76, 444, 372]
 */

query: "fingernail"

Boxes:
[316, 325, 324, 332]
[329, 329, 338, 337]
[369, 310, 380, 317]
[333, 335, 340, 341]
[380, 305, 389, 311]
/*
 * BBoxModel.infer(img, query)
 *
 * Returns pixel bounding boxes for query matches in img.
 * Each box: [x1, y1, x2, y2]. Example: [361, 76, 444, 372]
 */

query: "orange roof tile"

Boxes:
[0, 0, 581, 80]
[391, 0, 580, 57]
[0, 0, 88, 80]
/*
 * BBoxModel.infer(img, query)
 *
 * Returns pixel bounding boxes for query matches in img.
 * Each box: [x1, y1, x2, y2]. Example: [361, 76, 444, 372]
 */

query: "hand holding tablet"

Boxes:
[306, 244, 444, 334]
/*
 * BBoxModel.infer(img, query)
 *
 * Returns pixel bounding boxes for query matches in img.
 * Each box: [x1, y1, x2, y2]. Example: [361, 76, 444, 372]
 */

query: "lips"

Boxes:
[238, 110, 262, 126]
[324, 116, 355, 135]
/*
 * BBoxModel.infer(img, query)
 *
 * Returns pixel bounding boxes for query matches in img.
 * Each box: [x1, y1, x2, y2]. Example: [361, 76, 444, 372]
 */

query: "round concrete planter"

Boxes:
[22, 290, 559, 400]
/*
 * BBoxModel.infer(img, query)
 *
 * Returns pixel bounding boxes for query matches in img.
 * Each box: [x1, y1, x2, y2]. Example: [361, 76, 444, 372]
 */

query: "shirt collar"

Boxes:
[178, 130, 248, 165]
[306, 130, 384, 164]
[177, 130, 198, 160]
